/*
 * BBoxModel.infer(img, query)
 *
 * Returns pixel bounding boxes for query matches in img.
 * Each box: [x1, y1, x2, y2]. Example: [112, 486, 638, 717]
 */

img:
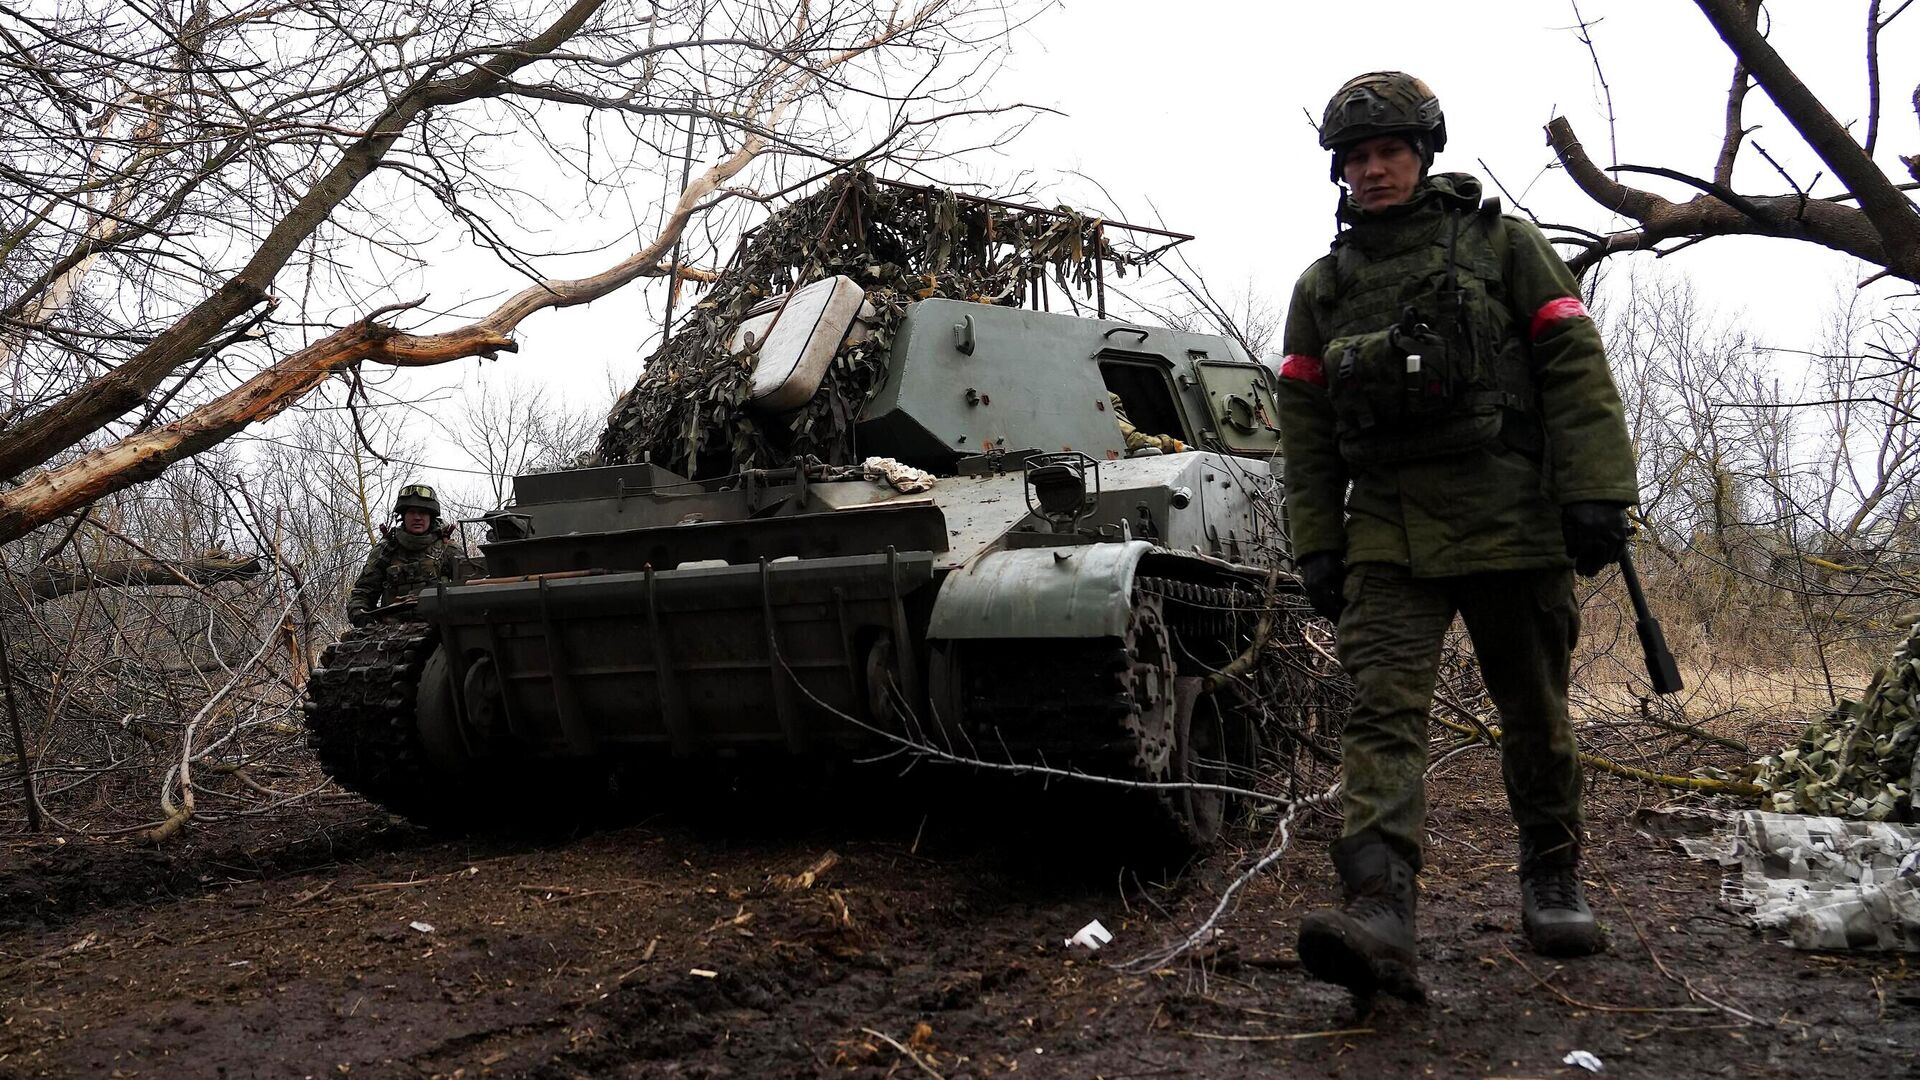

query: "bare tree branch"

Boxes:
[1546, 117, 1892, 275]
[1713, 0, 1760, 186]
[0, 0, 613, 481]
[8, 552, 262, 608]
[1868, 0, 1887, 158]
[1692, 0, 1920, 280]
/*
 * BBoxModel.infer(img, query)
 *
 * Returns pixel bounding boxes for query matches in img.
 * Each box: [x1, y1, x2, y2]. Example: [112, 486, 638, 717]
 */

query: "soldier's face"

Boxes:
[400, 509, 433, 535]
[1341, 136, 1422, 212]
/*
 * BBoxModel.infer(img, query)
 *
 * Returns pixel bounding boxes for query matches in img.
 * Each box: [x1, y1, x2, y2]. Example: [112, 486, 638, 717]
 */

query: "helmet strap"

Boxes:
[1408, 133, 1434, 174]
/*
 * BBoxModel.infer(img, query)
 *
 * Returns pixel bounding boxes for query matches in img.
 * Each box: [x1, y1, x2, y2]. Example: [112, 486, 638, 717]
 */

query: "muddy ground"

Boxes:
[1, 754, 1914, 1079]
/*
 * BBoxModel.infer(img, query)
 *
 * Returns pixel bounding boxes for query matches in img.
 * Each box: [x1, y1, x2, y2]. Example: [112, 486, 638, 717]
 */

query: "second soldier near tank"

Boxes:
[347, 484, 463, 626]
[1274, 73, 1640, 1001]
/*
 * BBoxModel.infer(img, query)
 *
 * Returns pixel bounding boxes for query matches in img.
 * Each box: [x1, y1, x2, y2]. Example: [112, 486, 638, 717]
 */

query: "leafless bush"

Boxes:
[1593, 266, 1918, 685]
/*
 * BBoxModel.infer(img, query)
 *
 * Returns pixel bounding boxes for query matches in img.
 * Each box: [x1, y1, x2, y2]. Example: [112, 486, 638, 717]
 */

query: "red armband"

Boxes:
[1529, 296, 1590, 341]
[1279, 354, 1326, 387]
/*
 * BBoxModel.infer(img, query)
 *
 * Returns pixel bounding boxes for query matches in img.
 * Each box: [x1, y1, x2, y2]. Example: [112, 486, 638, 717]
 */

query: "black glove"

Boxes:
[1561, 502, 1630, 577]
[1296, 551, 1346, 623]
[348, 608, 371, 628]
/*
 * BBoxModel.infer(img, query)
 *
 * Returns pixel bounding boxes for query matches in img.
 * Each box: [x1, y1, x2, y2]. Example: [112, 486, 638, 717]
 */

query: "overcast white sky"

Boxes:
[363, 0, 1918, 502]
[999, 0, 1908, 323]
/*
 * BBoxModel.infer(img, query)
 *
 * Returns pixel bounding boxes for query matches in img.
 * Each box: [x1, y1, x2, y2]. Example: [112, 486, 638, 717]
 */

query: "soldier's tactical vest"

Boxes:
[379, 532, 450, 605]
[1318, 199, 1541, 466]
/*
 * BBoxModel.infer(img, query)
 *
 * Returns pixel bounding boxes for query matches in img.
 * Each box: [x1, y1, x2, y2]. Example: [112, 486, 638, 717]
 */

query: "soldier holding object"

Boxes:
[1274, 72, 1640, 1001]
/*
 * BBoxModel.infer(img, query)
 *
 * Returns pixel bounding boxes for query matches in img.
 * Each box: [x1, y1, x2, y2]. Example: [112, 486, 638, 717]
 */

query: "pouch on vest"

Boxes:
[1324, 207, 1532, 467]
[1325, 323, 1504, 465]
[1326, 307, 1454, 419]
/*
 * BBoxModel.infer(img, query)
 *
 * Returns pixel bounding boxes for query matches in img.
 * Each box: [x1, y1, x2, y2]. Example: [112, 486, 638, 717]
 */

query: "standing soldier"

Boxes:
[1274, 72, 1640, 1002]
[347, 484, 462, 626]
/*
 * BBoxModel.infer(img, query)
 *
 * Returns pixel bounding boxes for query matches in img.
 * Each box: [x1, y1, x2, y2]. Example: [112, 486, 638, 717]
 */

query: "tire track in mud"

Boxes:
[0, 806, 424, 933]
[5, 768, 1918, 1079]
[413, 875, 1055, 1078]
[309, 824, 1084, 1078]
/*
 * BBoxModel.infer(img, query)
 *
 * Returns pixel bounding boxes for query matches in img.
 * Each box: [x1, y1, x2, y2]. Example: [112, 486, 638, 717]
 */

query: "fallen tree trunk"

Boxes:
[8, 553, 263, 608]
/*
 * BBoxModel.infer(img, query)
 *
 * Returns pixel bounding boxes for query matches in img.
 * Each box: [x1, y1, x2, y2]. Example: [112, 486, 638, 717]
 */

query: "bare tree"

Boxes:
[0, 0, 1034, 547]
[1148, 277, 1283, 362]
[1546, 0, 1920, 284]
[442, 376, 600, 510]
[1594, 264, 1919, 689]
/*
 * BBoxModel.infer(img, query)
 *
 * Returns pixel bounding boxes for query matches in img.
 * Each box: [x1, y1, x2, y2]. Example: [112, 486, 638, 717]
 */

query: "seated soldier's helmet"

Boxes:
[392, 483, 441, 519]
[1319, 71, 1447, 180]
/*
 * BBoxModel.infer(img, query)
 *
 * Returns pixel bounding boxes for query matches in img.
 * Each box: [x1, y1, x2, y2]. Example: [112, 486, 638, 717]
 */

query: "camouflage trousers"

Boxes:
[1334, 563, 1584, 871]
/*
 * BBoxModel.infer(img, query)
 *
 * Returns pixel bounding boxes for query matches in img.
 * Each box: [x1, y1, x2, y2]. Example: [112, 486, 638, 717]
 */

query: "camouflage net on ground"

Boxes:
[597, 171, 1157, 477]
[1753, 619, 1920, 821]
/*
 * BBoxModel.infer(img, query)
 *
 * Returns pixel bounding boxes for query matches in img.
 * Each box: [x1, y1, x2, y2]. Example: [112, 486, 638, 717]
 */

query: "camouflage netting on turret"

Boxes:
[1753, 619, 1920, 821]
[597, 171, 1155, 477]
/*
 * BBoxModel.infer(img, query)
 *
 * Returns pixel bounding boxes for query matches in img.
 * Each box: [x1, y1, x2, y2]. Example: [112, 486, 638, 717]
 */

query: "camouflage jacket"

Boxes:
[1110, 392, 1185, 454]
[347, 528, 461, 614]
[1275, 173, 1639, 576]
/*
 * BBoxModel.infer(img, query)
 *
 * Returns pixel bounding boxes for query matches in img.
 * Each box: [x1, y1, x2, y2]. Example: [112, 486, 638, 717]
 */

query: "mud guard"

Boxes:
[928, 540, 1152, 639]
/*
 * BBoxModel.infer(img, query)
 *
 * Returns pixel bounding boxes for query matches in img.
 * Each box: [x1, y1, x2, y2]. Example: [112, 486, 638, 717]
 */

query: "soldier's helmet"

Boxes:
[392, 483, 441, 519]
[1318, 71, 1447, 179]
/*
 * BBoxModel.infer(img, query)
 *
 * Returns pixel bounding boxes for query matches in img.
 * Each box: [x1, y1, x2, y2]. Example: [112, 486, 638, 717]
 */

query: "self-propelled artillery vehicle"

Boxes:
[304, 281, 1292, 848]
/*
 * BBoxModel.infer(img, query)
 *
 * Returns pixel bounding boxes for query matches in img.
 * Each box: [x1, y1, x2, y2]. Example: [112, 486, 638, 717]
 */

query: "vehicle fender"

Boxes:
[928, 540, 1152, 639]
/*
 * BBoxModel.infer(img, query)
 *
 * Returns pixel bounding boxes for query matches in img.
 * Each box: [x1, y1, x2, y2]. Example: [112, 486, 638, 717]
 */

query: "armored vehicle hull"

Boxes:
[305, 297, 1291, 848]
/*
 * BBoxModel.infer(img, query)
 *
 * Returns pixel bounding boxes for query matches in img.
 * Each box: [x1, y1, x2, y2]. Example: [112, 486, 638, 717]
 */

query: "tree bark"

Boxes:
[9, 553, 263, 607]
[0, 0, 611, 483]
[1692, 0, 1920, 281]
[1547, 117, 1893, 275]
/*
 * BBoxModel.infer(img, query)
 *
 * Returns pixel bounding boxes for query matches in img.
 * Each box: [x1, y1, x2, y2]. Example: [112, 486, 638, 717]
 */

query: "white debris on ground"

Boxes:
[862, 456, 936, 494]
[1562, 1049, 1605, 1073]
[1064, 919, 1113, 951]
[1661, 809, 1920, 951]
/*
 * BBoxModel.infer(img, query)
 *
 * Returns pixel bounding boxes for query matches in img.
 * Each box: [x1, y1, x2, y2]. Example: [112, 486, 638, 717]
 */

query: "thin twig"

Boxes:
[1567, 0, 1619, 172]
[1117, 783, 1341, 973]
[1598, 871, 1771, 1027]
[1502, 945, 1713, 1016]
[859, 1027, 945, 1080]
[1183, 1028, 1374, 1043]
[0, 623, 40, 832]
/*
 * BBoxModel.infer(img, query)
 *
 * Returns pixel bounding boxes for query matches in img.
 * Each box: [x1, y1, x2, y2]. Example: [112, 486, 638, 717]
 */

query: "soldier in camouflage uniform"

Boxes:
[347, 484, 462, 626]
[1274, 72, 1640, 1001]
[1110, 392, 1188, 454]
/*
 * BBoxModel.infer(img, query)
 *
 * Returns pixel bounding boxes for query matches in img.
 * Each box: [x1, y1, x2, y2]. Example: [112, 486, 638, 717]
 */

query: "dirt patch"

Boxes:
[1, 757, 1914, 1079]
[0, 801, 425, 934]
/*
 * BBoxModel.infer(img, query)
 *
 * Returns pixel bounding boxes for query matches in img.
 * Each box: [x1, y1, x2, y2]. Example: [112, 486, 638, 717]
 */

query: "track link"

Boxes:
[948, 593, 1224, 858]
[302, 619, 443, 820]
[1137, 575, 1262, 645]
[954, 625, 1162, 779]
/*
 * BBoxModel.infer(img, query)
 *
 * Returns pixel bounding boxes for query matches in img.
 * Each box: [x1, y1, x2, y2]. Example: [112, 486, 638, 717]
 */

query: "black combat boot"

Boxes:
[1519, 826, 1606, 957]
[1297, 831, 1424, 1002]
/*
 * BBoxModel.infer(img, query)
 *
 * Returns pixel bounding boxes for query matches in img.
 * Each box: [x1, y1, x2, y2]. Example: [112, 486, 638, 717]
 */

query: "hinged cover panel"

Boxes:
[1192, 361, 1282, 456]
